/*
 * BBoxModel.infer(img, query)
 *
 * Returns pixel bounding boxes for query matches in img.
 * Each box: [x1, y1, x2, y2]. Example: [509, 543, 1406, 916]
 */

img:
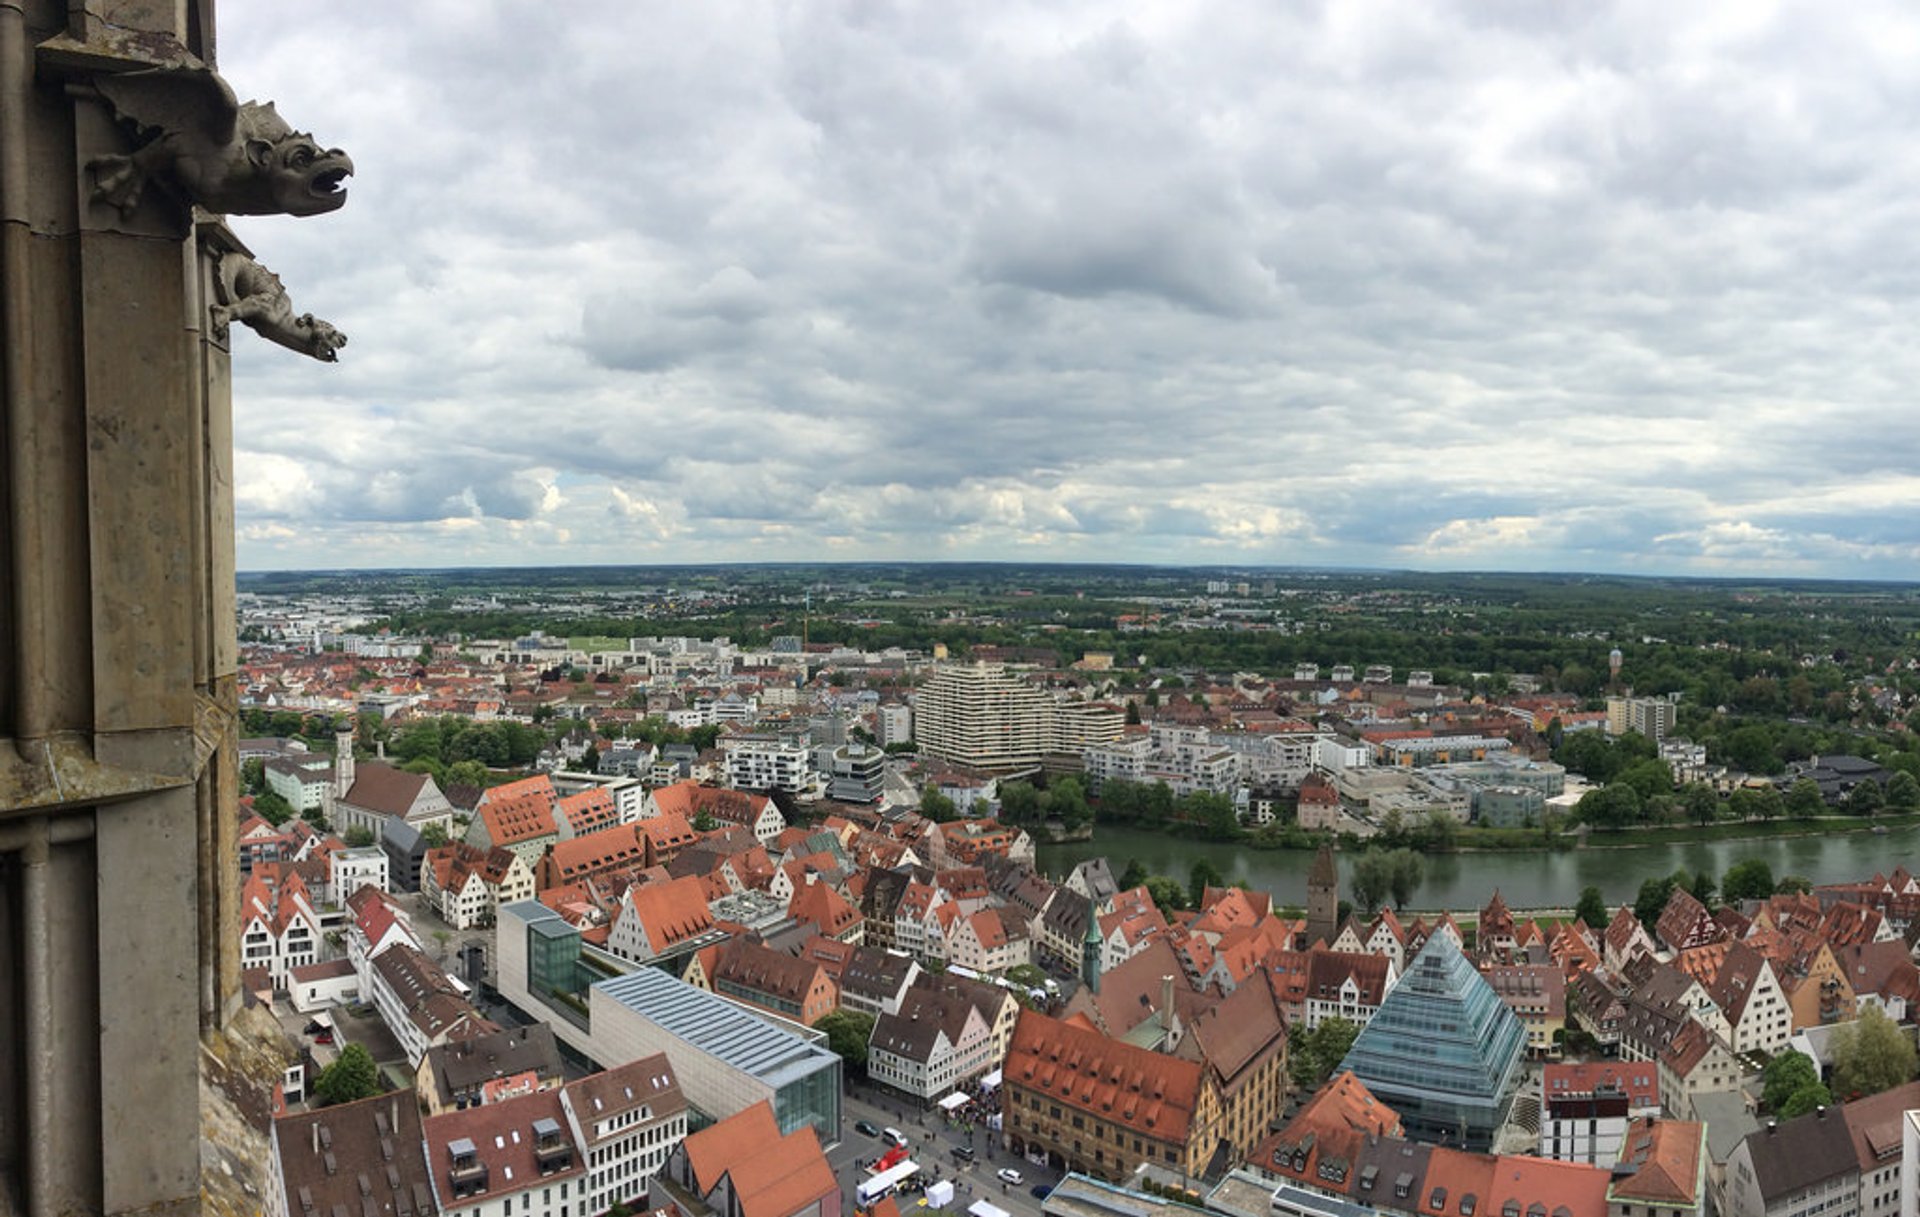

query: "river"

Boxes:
[1034, 824, 1920, 911]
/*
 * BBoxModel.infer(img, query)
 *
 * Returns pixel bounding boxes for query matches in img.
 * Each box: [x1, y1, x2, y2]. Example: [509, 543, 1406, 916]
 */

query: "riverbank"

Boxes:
[1228, 810, 1920, 856]
[1035, 822, 1920, 908]
[1575, 812, 1920, 849]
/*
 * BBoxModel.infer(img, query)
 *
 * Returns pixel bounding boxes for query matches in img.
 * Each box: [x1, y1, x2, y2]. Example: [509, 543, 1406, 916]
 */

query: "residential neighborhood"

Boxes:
[239, 589, 1920, 1217]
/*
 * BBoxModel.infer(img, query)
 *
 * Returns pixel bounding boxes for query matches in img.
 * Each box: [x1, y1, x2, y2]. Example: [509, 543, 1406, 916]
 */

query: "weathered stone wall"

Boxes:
[1, 1, 337, 1213]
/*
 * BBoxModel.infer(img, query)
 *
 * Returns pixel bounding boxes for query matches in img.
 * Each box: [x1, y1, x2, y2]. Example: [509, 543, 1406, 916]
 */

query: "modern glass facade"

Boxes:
[528, 918, 591, 1026]
[774, 1056, 842, 1140]
[1337, 933, 1526, 1150]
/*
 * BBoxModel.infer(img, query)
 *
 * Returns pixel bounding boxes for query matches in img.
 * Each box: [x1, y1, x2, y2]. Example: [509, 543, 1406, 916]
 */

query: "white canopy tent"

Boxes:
[968, 1202, 1010, 1217]
[938, 1091, 971, 1112]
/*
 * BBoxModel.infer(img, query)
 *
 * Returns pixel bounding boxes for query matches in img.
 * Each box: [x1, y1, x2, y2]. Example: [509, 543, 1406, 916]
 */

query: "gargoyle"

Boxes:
[211, 251, 347, 362]
[87, 64, 352, 218]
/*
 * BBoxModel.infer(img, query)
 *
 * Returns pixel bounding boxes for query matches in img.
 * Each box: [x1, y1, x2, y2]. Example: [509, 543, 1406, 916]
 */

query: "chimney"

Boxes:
[313, 1121, 320, 1154]
[1766, 1119, 1777, 1135]
[1161, 975, 1175, 1033]
[1817, 1106, 1828, 1119]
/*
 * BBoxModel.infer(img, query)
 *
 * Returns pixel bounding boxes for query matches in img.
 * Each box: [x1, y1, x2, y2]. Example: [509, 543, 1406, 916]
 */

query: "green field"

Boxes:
[567, 635, 627, 652]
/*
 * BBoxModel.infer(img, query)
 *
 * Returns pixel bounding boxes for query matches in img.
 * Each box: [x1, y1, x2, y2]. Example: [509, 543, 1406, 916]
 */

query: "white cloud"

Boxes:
[214, 1, 1920, 577]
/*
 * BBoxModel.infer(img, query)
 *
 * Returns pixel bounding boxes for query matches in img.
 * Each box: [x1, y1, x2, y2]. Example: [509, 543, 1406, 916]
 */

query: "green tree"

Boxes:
[691, 811, 719, 833]
[1117, 858, 1149, 891]
[999, 781, 1044, 826]
[312, 1043, 382, 1106]
[1574, 886, 1609, 930]
[1618, 758, 1675, 801]
[1287, 1017, 1361, 1090]
[241, 757, 267, 796]
[252, 789, 294, 827]
[1006, 964, 1047, 989]
[1350, 850, 1391, 915]
[1777, 874, 1814, 895]
[344, 826, 375, 848]
[1762, 1051, 1822, 1113]
[920, 785, 957, 823]
[1725, 725, 1783, 775]
[1830, 1006, 1918, 1099]
[1143, 876, 1188, 919]
[1787, 779, 1825, 821]
[445, 759, 489, 789]
[1728, 785, 1780, 823]
[1779, 1081, 1833, 1118]
[1849, 779, 1886, 818]
[1889, 770, 1920, 811]
[1685, 783, 1720, 827]
[419, 822, 450, 848]
[1049, 777, 1094, 831]
[1420, 810, 1457, 852]
[1385, 849, 1424, 910]
[1723, 859, 1776, 903]
[1634, 874, 1678, 933]
[815, 1009, 876, 1073]
[1578, 782, 1642, 831]
[1188, 859, 1226, 909]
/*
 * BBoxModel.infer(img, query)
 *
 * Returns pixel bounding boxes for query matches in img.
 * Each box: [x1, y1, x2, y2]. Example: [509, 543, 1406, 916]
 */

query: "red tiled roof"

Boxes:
[679, 1100, 838, 1217]
[1608, 1118, 1704, 1206]
[1251, 1071, 1401, 1193]
[1006, 1009, 1204, 1144]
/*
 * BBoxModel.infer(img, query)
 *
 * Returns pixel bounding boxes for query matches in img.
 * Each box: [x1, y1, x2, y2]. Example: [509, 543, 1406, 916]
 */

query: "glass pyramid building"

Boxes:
[1334, 930, 1526, 1150]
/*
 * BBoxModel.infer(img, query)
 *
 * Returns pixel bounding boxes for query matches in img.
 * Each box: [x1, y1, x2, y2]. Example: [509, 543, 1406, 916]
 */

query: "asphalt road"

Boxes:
[832, 1081, 1064, 1217]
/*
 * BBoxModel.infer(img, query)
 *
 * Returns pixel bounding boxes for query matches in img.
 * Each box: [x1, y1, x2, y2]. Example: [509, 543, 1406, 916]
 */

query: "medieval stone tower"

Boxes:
[0, 3, 350, 1214]
[1305, 842, 1340, 948]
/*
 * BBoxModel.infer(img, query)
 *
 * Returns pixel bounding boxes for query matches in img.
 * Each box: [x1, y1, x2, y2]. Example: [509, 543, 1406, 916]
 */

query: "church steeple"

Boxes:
[1080, 893, 1103, 994]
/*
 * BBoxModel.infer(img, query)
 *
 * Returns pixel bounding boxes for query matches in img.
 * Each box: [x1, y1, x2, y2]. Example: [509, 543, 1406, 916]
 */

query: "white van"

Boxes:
[883, 1127, 907, 1148]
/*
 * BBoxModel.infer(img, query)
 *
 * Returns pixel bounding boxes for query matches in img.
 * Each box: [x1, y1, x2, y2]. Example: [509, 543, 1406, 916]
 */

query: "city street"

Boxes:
[831, 1081, 1063, 1217]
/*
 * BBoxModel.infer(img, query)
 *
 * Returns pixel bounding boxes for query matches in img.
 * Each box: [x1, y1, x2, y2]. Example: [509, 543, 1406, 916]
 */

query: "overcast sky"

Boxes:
[216, 2, 1920, 579]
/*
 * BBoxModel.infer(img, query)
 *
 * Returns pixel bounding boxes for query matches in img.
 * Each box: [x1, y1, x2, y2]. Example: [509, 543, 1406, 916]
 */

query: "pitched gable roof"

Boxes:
[1006, 1009, 1205, 1144]
[679, 1100, 837, 1217]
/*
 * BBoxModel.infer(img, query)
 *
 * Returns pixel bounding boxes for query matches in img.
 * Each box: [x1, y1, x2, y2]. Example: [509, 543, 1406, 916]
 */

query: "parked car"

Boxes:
[301, 1020, 325, 1036]
[996, 1169, 1023, 1185]
[312, 1029, 335, 1045]
[855, 1120, 881, 1138]
[884, 1127, 908, 1148]
[1030, 1184, 1053, 1201]
[952, 1146, 976, 1163]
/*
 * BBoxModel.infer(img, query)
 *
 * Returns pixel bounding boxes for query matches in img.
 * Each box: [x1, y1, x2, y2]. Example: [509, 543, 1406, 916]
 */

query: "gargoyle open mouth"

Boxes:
[310, 167, 351, 197]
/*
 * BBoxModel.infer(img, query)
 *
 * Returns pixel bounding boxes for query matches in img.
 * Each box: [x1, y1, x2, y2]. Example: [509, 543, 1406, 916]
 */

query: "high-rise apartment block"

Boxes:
[912, 664, 1121, 770]
[1606, 695, 1676, 742]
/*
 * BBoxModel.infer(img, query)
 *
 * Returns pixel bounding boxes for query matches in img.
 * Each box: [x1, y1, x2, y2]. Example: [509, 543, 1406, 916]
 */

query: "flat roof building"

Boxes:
[495, 902, 841, 1145]
[591, 968, 841, 1145]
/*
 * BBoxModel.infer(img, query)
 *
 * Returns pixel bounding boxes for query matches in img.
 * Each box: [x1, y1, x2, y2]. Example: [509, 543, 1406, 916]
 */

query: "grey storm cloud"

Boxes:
[215, 0, 1920, 576]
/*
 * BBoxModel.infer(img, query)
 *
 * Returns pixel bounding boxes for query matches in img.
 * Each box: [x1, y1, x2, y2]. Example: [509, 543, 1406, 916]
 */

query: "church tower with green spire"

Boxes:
[1080, 893, 1103, 994]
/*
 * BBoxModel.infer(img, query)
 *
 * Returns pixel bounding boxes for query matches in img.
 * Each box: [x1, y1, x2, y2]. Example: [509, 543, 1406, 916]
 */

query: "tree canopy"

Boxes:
[815, 1010, 876, 1072]
[1288, 1017, 1360, 1090]
[1574, 886, 1609, 930]
[313, 1043, 383, 1107]
[1830, 1007, 1918, 1100]
[1722, 859, 1776, 903]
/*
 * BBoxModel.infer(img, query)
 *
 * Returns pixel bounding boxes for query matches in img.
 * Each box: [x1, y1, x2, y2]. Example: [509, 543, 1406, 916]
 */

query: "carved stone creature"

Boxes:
[211, 252, 347, 362]
[87, 64, 352, 218]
